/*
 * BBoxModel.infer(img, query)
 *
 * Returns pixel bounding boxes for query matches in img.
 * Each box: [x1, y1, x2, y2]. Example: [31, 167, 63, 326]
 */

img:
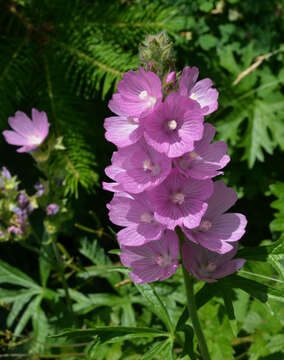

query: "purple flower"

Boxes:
[144, 93, 204, 158]
[2, 109, 50, 153]
[18, 191, 29, 208]
[109, 67, 162, 118]
[150, 169, 213, 230]
[105, 138, 172, 194]
[175, 123, 230, 179]
[179, 66, 219, 115]
[182, 241, 245, 282]
[34, 182, 45, 197]
[182, 181, 247, 254]
[1, 166, 12, 179]
[46, 203, 59, 215]
[107, 192, 165, 246]
[120, 230, 179, 283]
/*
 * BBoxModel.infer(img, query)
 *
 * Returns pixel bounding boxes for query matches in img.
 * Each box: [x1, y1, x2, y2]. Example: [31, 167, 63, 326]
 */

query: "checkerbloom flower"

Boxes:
[104, 65, 246, 284]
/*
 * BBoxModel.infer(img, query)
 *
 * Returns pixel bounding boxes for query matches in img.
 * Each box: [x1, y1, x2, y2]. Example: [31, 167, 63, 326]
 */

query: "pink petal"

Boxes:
[8, 111, 34, 137]
[31, 109, 49, 138]
[2, 130, 31, 146]
[205, 181, 238, 219]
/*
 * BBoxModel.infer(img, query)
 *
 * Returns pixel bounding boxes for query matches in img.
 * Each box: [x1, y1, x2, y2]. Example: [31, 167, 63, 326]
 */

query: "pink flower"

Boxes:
[150, 169, 213, 230]
[120, 230, 179, 283]
[175, 123, 230, 179]
[182, 241, 245, 282]
[144, 93, 204, 158]
[46, 203, 60, 215]
[104, 105, 143, 148]
[182, 181, 247, 254]
[105, 138, 172, 194]
[3, 109, 50, 153]
[107, 192, 165, 246]
[179, 66, 219, 115]
[108, 67, 162, 118]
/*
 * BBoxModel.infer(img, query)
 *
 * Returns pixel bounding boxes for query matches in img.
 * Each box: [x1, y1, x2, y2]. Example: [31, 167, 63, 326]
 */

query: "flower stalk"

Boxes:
[182, 264, 211, 360]
[177, 226, 211, 360]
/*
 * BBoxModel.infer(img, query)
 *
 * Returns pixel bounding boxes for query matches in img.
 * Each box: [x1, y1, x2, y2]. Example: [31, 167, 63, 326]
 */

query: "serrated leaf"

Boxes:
[242, 100, 274, 168]
[135, 283, 174, 334]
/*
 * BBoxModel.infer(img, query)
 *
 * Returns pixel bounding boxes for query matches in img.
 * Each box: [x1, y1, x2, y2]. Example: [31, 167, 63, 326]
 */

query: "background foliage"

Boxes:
[0, 0, 284, 359]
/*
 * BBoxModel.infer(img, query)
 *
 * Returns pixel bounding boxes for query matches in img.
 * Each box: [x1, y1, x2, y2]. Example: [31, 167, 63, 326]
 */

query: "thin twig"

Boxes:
[233, 47, 284, 85]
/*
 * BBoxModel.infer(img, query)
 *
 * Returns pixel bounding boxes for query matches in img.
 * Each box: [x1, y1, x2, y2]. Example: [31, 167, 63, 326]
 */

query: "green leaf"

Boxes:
[0, 288, 40, 302]
[242, 100, 274, 168]
[7, 292, 37, 328]
[135, 283, 174, 334]
[221, 287, 235, 320]
[54, 326, 169, 344]
[14, 295, 42, 335]
[141, 339, 173, 360]
[0, 260, 39, 289]
[31, 307, 50, 354]
[199, 34, 217, 50]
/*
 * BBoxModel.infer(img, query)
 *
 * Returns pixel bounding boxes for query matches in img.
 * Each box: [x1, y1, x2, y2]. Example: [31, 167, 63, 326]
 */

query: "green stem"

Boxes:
[176, 227, 211, 360]
[52, 242, 74, 316]
[182, 265, 211, 360]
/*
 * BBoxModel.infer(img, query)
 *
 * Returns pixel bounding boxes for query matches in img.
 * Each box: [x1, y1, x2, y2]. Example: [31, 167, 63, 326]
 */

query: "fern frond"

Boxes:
[40, 55, 99, 197]
[0, 36, 35, 128]
[53, 39, 138, 100]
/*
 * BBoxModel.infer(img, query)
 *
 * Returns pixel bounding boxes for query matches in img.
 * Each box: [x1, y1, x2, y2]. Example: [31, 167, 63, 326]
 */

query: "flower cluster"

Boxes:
[0, 167, 45, 241]
[104, 66, 247, 284]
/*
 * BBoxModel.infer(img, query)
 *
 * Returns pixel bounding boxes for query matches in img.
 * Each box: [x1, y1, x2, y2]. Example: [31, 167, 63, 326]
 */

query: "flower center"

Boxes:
[140, 212, 153, 223]
[128, 117, 139, 125]
[139, 90, 148, 99]
[168, 120, 177, 130]
[147, 96, 157, 107]
[188, 151, 198, 159]
[28, 135, 42, 145]
[190, 93, 198, 101]
[155, 253, 172, 267]
[206, 262, 217, 272]
[199, 219, 212, 232]
[143, 160, 161, 176]
[170, 191, 185, 205]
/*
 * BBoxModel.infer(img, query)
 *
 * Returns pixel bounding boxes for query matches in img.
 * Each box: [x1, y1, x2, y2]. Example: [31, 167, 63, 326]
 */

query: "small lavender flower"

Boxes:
[46, 203, 59, 215]
[2, 109, 50, 153]
[1, 166, 12, 179]
[120, 230, 179, 283]
[34, 182, 45, 197]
